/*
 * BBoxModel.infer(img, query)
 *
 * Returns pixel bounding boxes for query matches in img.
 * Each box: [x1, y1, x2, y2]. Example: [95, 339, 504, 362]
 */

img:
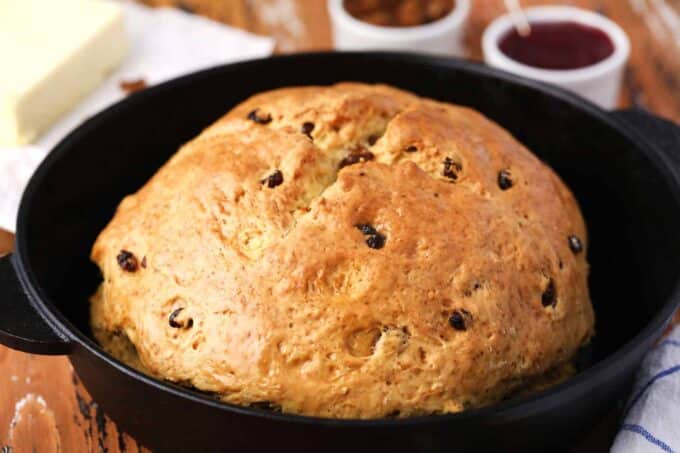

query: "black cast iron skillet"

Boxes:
[1, 52, 680, 453]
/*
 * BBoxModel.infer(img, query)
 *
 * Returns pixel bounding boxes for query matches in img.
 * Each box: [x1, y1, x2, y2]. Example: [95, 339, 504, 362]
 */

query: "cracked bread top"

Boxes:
[90, 82, 594, 418]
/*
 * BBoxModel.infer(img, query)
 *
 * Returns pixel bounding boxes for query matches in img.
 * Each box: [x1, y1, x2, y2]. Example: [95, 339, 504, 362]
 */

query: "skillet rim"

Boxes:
[14, 51, 680, 426]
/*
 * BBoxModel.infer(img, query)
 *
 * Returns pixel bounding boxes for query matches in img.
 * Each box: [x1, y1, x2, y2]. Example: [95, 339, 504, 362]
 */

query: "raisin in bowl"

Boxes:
[328, 0, 471, 56]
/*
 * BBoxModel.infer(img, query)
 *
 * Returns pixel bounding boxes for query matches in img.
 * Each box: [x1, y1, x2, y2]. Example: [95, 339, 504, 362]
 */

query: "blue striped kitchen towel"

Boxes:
[611, 326, 680, 453]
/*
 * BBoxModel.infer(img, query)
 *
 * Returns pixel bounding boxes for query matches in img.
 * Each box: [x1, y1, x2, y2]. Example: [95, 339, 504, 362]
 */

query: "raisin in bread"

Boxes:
[90, 83, 594, 418]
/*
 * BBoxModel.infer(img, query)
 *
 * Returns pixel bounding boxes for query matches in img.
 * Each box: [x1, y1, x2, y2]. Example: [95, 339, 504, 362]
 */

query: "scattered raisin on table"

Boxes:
[261, 170, 284, 188]
[568, 235, 583, 254]
[442, 157, 462, 181]
[117, 250, 138, 272]
[177, 3, 194, 13]
[541, 279, 557, 307]
[119, 78, 147, 95]
[247, 109, 272, 124]
[405, 145, 418, 152]
[498, 169, 513, 190]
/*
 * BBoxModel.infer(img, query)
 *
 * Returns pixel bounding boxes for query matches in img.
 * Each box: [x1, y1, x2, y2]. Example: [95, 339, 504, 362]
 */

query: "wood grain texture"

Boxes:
[0, 348, 150, 453]
[1, 1, 679, 451]
[0, 230, 13, 255]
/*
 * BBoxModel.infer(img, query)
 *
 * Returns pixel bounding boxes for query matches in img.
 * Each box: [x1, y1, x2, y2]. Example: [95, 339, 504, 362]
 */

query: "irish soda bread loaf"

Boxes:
[90, 83, 594, 418]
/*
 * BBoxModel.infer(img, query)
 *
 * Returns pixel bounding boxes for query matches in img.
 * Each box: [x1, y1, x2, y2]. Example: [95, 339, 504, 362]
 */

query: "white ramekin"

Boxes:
[328, 0, 471, 56]
[482, 6, 630, 109]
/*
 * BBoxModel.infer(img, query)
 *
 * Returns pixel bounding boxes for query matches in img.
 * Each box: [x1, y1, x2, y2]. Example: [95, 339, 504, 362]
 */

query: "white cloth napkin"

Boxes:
[0, 1, 274, 232]
[612, 325, 680, 453]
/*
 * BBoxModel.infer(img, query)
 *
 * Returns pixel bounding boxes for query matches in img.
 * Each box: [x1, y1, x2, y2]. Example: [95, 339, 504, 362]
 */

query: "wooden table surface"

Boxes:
[1, 1, 679, 451]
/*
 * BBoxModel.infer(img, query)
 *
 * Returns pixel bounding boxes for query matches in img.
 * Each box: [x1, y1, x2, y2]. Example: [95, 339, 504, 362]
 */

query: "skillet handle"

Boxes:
[611, 108, 680, 167]
[0, 253, 71, 354]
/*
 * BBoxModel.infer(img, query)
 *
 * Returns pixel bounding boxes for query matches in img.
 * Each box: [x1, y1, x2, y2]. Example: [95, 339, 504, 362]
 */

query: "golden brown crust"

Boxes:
[90, 83, 594, 418]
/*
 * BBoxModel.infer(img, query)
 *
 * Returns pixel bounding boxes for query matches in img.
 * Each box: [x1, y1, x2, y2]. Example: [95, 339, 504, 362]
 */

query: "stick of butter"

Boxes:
[0, 0, 128, 146]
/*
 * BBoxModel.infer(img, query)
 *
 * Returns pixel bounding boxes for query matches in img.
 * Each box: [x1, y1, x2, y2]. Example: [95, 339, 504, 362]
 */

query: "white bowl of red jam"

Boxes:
[328, 0, 471, 56]
[482, 6, 630, 109]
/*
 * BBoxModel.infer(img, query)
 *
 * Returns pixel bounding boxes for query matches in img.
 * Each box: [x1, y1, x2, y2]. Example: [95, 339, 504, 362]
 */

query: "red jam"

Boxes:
[498, 21, 615, 70]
